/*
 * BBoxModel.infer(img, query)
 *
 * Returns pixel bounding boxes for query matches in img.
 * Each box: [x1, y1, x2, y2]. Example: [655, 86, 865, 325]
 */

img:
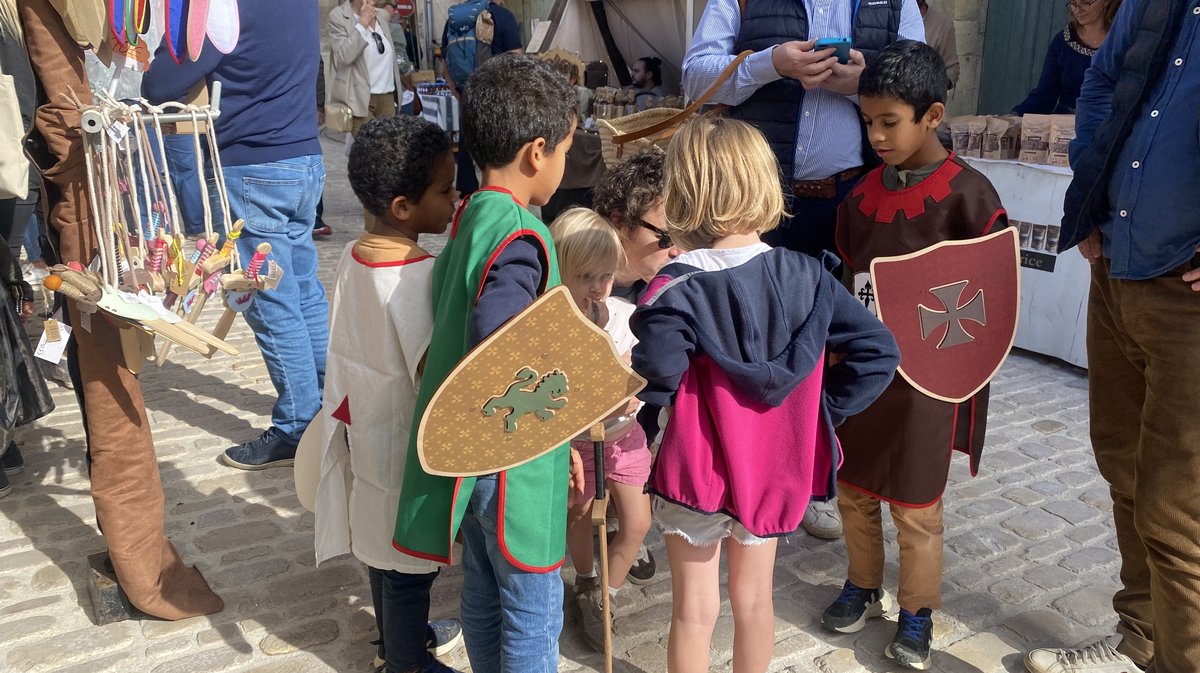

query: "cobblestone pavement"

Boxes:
[0, 136, 1121, 673]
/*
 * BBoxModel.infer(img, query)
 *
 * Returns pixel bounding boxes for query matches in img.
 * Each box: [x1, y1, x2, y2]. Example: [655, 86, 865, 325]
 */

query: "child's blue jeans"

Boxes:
[460, 475, 562, 673]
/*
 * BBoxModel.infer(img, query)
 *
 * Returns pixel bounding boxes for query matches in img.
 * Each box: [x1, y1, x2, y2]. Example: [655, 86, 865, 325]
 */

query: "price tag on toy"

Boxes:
[35, 321, 72, 364]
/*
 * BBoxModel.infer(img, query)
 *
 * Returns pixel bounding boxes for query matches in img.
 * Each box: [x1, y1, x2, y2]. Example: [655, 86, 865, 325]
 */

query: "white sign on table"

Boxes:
[962, 157, 1088, 368]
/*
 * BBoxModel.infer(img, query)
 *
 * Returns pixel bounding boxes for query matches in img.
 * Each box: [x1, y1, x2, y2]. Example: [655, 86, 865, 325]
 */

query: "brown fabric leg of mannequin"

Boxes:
[18, 0, 222, 620]
[69, 307, 224, 620]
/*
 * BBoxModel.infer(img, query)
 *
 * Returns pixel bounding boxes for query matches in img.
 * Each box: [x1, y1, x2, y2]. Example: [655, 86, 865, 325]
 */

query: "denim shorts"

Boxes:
[653, 497, 769, 547]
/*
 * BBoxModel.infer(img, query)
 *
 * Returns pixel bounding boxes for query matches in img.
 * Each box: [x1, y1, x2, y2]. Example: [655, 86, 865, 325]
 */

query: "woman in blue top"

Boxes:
[1012, 0, 1123, 115]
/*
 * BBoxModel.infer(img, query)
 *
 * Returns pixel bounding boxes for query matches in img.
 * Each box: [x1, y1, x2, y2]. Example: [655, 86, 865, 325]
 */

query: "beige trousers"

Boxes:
[839, 486, 944, 612]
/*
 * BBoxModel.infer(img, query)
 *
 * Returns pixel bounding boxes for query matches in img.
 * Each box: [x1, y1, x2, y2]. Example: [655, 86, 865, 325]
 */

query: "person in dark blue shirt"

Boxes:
[1024, 1, 1200, 671]
[142, 1, 330, 471]
[1012, 0, 1123, 115]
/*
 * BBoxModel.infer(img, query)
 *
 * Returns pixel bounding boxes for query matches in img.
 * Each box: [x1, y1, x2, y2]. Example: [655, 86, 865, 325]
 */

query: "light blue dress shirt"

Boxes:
[683, 0, 925, 181]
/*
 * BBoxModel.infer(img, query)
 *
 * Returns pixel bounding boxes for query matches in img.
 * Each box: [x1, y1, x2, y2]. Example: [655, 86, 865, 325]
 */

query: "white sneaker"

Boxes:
[21, 263, 47, 286]
[802, 498, 843, 539]
[1025, 639, 1142, 673]
[49, 362, 73, 390]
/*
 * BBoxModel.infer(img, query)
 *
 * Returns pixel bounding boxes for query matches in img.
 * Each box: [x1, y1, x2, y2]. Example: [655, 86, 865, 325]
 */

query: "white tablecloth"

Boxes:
[963, 157, 1088, 368]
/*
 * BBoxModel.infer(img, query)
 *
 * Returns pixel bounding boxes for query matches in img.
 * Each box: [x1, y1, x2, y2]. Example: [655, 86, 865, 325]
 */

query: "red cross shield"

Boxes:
[869, 227, 1021, 403]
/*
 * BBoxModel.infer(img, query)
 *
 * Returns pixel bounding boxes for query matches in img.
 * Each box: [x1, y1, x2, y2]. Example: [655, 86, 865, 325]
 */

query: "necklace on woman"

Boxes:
[1065, 25, 1099, 56]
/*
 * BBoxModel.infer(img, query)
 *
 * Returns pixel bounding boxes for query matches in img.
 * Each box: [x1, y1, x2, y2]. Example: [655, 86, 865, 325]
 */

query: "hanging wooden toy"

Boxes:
[43, 83, 267, 372]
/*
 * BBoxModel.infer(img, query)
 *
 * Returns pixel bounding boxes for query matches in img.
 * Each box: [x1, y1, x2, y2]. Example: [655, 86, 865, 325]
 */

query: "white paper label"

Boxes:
[853, 272, 878, 317]
[34, 321, 72, 364]
[107, 120, 129, 145]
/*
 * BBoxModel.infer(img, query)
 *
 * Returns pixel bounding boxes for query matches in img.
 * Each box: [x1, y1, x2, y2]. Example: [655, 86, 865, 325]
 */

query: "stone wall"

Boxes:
[930, 0, 989, 117]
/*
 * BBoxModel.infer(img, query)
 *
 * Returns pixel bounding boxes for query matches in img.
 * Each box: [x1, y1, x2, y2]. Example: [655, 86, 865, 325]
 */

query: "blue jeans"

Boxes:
[222, 155, 328, 443]
[163, 133, 224, 237]
[459, 475, 562, 673]
[368, 567, 448, 673]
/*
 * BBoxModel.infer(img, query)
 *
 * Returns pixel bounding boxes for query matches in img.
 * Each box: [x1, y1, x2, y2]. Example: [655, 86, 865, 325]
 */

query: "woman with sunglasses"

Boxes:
[1013, 0, 1124, 115]
[593, 147, 682, 305]
[328, 0, 406, 136]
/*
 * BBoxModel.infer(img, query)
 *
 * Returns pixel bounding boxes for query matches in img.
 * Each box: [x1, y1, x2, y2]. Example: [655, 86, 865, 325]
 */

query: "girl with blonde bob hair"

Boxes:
[662, 117, 784, 252]
[549, 208, 653, 654]
[550, 208, 626, 302]
[630, 116, 900, 673]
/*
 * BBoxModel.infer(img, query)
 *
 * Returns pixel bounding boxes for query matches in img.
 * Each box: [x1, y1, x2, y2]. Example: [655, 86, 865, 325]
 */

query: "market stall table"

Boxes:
[962, 157, 1088, 368]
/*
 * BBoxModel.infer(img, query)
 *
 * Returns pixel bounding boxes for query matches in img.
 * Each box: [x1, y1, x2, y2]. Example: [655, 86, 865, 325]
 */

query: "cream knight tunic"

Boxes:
[314, 235, 441, 573]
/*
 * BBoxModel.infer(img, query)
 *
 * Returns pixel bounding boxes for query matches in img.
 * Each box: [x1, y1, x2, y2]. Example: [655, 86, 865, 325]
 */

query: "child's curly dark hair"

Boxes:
[348, 115, 452, 216]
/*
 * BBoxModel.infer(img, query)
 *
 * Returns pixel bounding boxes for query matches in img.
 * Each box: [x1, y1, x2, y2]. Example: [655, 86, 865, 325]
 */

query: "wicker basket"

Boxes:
[597, 108, 683, 169]
[594, 51, 750, 170]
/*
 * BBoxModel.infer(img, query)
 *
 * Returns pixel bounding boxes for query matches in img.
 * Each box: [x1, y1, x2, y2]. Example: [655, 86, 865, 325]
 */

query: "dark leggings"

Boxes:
[368, 566, 439, 673]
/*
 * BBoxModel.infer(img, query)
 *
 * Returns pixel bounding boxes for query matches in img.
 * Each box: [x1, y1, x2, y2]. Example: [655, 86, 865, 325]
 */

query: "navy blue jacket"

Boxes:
[141, 1, 322, 167]
[631, 248, 898, 427]
[1013, 26, 1093, 115]
[1061, 0, 1200, 278]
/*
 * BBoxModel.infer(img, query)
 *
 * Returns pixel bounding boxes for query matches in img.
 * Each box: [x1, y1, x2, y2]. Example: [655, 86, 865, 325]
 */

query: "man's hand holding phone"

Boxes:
[771, 39, 838, 89]
[772, 39, 863, 93]
[821, 48, 866, 96]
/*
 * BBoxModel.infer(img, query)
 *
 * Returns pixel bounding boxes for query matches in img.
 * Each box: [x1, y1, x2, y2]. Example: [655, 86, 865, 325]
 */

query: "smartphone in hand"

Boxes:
[814, 37, 853, 65]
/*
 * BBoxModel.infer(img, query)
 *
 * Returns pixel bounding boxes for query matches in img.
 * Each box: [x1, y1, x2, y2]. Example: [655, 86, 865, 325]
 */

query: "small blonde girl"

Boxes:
[631, 118, 900, 673]
[549, 208, 653, 653]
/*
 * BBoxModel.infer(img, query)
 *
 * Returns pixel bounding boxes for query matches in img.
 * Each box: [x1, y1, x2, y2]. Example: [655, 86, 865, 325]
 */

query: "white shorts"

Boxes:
[653, 497, 770, 547]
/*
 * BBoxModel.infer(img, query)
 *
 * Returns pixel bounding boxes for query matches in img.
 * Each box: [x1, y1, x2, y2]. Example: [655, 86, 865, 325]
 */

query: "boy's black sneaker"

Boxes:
[821, 579, 893, 633]
[1, 443, 24, 475]
[0, 470, 10, 498]
[885, 607, 934, 670]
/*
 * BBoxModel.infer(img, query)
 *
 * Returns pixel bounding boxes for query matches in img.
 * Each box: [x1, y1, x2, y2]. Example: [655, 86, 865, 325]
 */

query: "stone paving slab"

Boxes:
[0, 135, 1122, 672]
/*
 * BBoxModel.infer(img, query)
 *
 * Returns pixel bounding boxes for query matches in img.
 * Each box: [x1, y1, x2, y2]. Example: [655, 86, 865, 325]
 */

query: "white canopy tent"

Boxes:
[414, 0, 703, 94]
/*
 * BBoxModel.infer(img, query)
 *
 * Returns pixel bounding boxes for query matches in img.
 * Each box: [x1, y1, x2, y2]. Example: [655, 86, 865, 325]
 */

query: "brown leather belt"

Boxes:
[792, 166, 866, 200]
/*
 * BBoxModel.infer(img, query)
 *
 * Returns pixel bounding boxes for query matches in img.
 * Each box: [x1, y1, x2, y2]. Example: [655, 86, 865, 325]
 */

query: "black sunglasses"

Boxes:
[636, 219, 673, 250]
[371, 31, 385, 54]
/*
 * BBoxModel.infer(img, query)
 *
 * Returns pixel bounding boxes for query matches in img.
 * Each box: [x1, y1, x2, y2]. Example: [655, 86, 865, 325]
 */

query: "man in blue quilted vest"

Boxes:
[681, 0, 923, 541]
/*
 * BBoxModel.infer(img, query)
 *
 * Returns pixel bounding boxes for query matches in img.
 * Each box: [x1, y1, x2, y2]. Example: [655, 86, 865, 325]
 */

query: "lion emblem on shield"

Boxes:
[482, 367, 570, 433]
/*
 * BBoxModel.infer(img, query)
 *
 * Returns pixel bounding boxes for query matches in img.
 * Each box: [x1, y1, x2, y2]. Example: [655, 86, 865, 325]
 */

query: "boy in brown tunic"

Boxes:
[823, 41, 1008, 669]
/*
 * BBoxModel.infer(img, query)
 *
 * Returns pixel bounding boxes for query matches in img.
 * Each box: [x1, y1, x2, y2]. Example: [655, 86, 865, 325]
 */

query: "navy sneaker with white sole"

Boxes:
[821, 579, 893, 634]
[885, 607, 934, 670]
[221, 428, 297, 470]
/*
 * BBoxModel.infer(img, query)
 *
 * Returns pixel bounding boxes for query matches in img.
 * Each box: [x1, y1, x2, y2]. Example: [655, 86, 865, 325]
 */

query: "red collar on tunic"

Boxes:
[852, 154, 963, 224]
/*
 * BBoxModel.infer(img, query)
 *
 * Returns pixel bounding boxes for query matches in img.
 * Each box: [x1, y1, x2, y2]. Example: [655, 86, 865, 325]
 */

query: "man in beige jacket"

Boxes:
[919, 0, 959, 89]
[328, 0, 408, 135]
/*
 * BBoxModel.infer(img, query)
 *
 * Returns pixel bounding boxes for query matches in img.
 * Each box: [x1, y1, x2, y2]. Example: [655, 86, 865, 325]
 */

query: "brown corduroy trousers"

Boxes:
[1088, 257, 1200, 671]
